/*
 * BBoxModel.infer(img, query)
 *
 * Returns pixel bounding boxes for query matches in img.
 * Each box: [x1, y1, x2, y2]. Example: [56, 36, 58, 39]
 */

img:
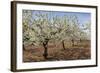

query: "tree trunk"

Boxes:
[43, 39, 49, 59]
[80, 39, 82, 42]
[62, 40, 66, 50]
[72, 39, 74, 46]
[23, 44, 25, 50]
[43, 44, 48, 59]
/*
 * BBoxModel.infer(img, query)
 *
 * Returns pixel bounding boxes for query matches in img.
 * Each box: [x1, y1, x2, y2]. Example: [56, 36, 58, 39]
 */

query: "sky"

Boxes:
[31, 10, 91, 26]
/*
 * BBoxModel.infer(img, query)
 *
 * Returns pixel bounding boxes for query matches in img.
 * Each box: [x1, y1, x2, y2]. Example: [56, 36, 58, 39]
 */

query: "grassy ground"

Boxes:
[23, 40, 91, 62]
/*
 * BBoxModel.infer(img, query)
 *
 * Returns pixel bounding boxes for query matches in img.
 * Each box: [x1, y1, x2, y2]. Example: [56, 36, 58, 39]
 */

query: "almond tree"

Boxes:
[30, 12, 60, 59]
[56, 15, 81, 48]
[67, 15, 81, 46]
[49, 15, 82, 50]
[52, 16, 70, 50]
[22, 10, 33, 50]
[79, 21, 91, 43]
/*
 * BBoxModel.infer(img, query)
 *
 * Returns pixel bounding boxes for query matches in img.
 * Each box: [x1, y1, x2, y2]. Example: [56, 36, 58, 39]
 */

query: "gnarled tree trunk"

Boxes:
[43, 39, 49, 59]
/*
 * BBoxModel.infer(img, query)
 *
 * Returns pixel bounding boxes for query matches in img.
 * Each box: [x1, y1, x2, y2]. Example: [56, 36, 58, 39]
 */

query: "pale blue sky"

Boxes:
[31, 10, 91, 26]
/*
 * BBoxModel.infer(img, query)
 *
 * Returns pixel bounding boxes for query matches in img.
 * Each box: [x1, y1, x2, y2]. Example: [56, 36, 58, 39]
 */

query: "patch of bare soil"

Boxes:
[23, 48, 91, 62]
